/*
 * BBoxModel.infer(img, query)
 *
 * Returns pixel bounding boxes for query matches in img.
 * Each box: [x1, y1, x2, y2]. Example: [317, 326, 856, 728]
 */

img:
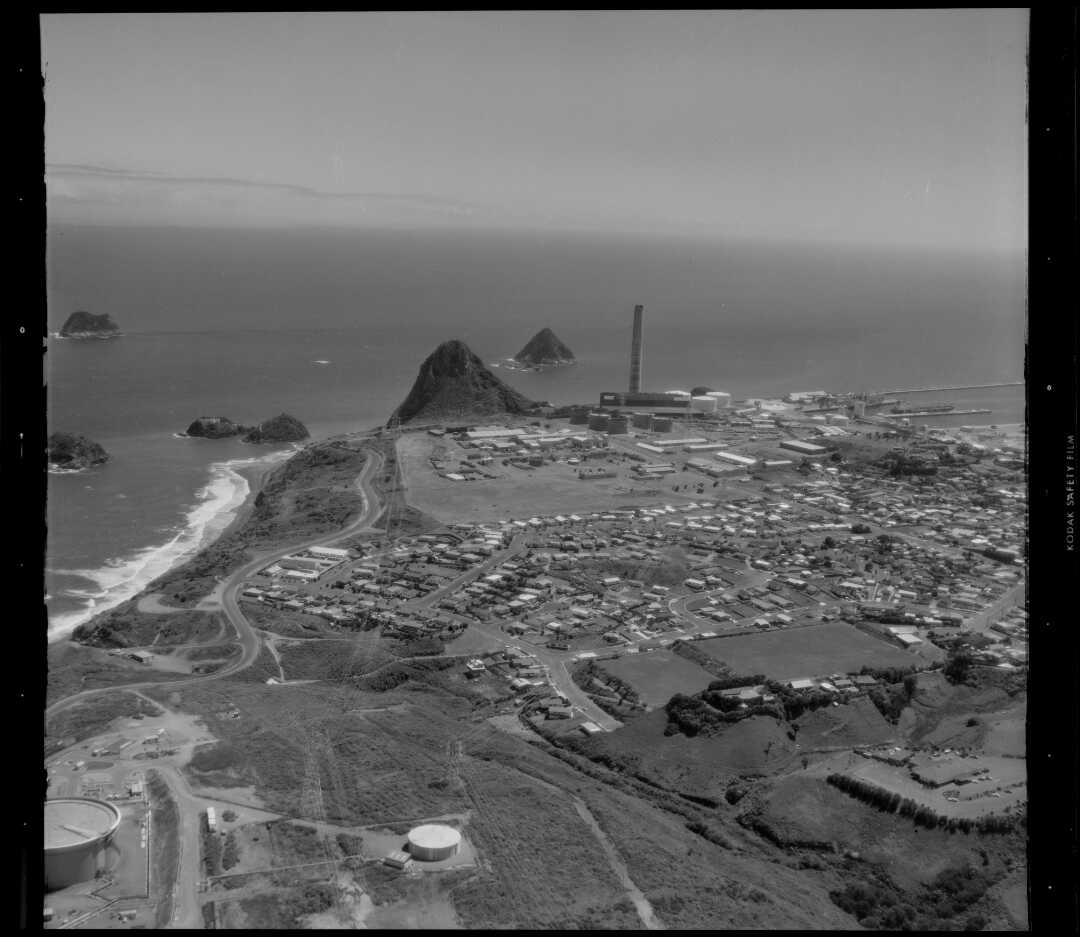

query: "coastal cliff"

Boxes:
[513, 327, 575, 367]
[390, 339, 537, 425]
[48, 432, 110, 469]
[59, 310, 122, 339]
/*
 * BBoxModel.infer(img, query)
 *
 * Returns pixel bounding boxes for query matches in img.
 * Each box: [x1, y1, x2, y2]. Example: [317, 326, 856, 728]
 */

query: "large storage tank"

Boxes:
[568, 407, 590, 425]
[588, 413, 610, 432]
[706, 391, 732, 408]
[630, 412, 652, 429]
[651, 417, 673, 433]
[607, 416, 629, 434]
[45, 798, 121, 891]
[407, 824, 461, 862]
[691, 396, 718, 413]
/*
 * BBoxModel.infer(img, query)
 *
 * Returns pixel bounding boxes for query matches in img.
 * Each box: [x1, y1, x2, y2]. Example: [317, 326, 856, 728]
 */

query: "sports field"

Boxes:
[599, 649, 716, 706]
[694, 622, 914, 681]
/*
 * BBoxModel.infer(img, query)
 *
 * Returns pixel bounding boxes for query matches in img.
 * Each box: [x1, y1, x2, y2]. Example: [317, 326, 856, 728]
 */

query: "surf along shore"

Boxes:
[46, 430, 384, 707]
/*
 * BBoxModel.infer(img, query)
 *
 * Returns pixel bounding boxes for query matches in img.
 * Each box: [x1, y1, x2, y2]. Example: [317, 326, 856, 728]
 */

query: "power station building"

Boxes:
[601, 304, 729, 416]
[599, 391, 693, 414]
[44, 798, 121, 891]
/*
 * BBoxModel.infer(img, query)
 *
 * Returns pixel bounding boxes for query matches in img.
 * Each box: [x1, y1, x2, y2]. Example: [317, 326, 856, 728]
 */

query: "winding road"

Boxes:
[46, 446, 385, 720]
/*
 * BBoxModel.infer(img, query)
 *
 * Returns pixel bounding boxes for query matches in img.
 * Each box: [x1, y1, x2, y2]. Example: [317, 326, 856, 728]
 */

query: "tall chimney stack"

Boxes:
[629, 304, 644, 393]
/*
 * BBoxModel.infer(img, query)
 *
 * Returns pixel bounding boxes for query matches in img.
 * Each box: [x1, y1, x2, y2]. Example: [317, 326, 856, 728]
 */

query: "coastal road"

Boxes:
[46, 446, 386, 719]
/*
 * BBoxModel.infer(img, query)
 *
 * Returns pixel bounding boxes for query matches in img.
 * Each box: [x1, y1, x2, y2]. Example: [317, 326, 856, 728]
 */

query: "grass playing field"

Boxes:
[694, 622, 915, 681]
[599, 650, 716, 707]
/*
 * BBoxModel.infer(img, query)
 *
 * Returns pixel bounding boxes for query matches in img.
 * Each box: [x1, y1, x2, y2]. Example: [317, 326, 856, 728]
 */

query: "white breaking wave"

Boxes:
[47, 448, 293, 642]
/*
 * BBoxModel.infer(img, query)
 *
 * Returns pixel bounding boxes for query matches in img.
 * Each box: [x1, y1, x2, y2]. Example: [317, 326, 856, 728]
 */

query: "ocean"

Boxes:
[45, 225, 1026, 639]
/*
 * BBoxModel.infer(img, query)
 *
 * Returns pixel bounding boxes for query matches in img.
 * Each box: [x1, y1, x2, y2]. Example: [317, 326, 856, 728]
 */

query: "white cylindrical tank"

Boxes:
[44, 798, 121, 891]
[691, 396, 718, 413]
[407, 824, 461, 862]
[705, 391, 731, 407]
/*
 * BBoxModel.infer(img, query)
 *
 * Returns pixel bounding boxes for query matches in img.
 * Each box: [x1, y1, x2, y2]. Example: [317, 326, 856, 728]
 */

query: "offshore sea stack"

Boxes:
[185, 417, 244, 439]
[59, 310, 122, 339]
[390, 339, 537, 425]
[47, 432, 110, 469]
[513, 327, 575, 367]
[242, 413, 310, 444]
[184, 413, 309, 442]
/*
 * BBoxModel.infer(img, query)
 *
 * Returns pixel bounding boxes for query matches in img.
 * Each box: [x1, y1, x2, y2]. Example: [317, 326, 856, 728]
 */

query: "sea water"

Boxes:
[45, 225, 1026, 639]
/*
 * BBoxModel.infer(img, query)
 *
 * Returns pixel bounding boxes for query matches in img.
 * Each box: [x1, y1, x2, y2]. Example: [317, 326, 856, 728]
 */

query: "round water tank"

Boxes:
[406, 824, 461, 862]
[44, 798, 121, 891]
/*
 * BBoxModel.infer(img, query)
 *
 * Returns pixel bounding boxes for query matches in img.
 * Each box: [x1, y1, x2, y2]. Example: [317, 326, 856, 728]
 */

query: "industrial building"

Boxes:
[780, 439, 828, 455]
[598, 391, 692, 414]
[44, 798, 121, 891]
[407, 824, 462, 862]
[602, 305, 733, 417]
[714, 451, 757, 467]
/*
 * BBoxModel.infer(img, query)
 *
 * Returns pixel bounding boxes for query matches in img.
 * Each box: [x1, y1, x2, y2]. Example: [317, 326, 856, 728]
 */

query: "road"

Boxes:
[963, 579, 1027, 634]
[150, 763, 209, 930]
[46, 447, 385, 720]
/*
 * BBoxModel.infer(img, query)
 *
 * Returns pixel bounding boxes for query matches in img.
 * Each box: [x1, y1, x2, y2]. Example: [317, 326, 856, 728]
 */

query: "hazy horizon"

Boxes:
[42, 11, 1027, 253]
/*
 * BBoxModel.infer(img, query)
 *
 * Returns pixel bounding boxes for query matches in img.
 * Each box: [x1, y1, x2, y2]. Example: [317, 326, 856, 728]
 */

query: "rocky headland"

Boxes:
[58, 311, 122, 339]
[513, 327, 575, 367]
[390, 339, 538, 425]
[47, 432, 110, 470]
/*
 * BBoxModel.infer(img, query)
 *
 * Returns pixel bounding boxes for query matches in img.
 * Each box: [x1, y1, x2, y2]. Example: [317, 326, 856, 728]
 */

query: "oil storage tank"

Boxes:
[607, 415, 629, 434]
[588, 413, 610, 432]
[44, 798, 121, 890]
[407, 824, 461, 862]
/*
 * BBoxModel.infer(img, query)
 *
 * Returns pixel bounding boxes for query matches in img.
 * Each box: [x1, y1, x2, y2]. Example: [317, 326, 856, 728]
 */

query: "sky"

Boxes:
[41, 11, 1028, 251]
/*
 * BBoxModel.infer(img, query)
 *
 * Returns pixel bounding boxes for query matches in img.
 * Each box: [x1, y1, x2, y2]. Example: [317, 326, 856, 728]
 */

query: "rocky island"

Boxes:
[47, 432, 110, 470]
[58, 310, 122, 339]
[513, 327, 575, 368]
[184, 417, 244, 439]
[183, 413, 309, 443]
[241, 413, 310, 444]
[390, 339, 538, 425]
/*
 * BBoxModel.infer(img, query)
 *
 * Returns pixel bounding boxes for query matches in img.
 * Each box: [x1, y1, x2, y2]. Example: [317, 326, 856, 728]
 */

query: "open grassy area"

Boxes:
[454, 757, 631, 929]
[599, 650, 717, 707]
[695, 622, 916, 681]
[277, 634, 396, 682]
[73, 603, 221, 650]
[45, 690, 162, 756]
[397, 431, 702, 524]
[47, 642, 179, 706]
[150, 677, 476, 823]
[584, 709, 797, 799]
[243, 602, 341, 638]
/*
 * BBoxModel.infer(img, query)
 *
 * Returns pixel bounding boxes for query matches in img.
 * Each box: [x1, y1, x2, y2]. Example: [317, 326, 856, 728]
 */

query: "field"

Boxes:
[791, 697, 898, 750]
[397, 431, 705, 524]
[599, 650, 716, 707]
[585, 709, 798, 798]
[695, 622, 915, 680]
[46, 690, 163, 755]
